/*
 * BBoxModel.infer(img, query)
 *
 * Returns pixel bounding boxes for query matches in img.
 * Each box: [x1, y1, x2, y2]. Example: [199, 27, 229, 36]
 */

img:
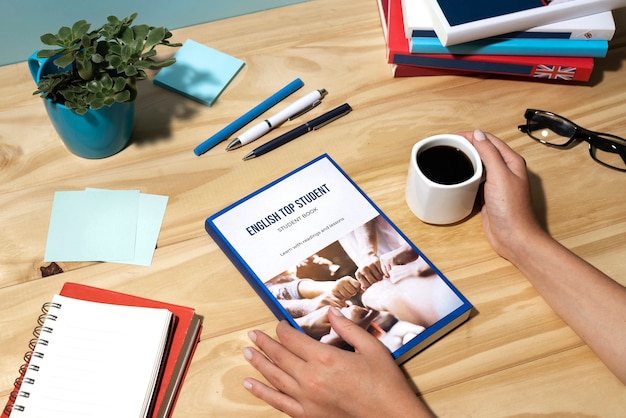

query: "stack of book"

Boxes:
[2, 283, 202, 418]
[379, 0, 624, 82]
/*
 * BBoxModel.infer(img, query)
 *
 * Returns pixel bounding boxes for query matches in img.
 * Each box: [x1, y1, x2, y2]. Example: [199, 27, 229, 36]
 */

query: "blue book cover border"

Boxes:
[205, 154, 473, 362]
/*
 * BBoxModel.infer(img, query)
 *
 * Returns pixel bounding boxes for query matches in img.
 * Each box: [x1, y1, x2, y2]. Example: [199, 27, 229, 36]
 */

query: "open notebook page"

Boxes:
[13, 294, 173, 418]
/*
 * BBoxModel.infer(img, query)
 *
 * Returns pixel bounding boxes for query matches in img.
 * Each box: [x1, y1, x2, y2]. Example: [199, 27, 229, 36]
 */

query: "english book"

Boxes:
[424, 0, 626, 46]
[385, 0, 595, 81]
[205, 154, 472, 364]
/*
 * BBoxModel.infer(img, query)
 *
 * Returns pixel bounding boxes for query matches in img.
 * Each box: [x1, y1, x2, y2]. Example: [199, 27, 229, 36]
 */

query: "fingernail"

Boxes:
[242, 346, 253, 361]
[474, 129, 487, 141]
[248, 330, 257, 343]
[243, 379, 253, 391]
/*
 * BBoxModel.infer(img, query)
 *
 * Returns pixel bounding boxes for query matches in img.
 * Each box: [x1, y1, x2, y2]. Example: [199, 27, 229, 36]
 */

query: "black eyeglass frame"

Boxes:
[518, 108, 626, 172]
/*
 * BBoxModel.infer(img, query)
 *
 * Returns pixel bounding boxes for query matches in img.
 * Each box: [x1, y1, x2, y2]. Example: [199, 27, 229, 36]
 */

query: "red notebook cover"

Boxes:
[385, 0, 594, 81]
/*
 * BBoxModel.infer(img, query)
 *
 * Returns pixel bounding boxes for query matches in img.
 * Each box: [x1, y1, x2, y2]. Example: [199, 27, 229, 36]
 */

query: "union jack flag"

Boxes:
[533, 65, 577, 80]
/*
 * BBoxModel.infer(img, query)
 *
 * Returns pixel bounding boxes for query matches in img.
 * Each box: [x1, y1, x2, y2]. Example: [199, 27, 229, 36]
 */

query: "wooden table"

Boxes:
[2, 0, 626, 416]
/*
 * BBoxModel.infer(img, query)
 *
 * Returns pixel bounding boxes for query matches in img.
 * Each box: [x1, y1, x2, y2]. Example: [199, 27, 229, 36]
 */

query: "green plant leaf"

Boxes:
[71, 20, 90, 38]
[57, 26, 73, 44]
[53, 53, 74, 69]
[113, 77, 127, 92]
[125, 65, 139, 77]
[37, 49, 61, 59]
[40, 33, 59, 46]
[34, 12, 179, 112]
[114, 90, 131, 102]
[100, 74, 113, 90]
[77, 59, 94, 80]
[145, 27, 167, 50]
[86, 80, 99, 93]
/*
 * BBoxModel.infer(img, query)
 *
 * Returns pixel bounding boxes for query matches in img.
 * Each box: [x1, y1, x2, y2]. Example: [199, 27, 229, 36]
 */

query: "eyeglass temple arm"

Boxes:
[518, 122, 544, 133]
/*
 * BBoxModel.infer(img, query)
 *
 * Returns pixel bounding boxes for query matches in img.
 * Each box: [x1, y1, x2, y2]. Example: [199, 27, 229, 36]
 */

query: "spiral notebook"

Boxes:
[3, 284, 202, 418]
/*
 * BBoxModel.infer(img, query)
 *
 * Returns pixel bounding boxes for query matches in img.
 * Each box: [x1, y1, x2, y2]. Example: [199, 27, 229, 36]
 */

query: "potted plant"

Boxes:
[28, 13, 181, 158]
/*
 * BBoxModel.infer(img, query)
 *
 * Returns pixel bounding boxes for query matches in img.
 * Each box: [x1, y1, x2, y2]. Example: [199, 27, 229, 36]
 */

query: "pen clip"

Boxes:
[311, 106, 352, 130]
[288, 100, 322, 121]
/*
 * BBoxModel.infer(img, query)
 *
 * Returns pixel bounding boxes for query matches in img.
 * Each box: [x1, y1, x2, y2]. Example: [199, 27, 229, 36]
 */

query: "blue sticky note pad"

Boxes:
[44, 190, 140, 262]
[153, 39, 245, 106]
[86, 189, 169, 266]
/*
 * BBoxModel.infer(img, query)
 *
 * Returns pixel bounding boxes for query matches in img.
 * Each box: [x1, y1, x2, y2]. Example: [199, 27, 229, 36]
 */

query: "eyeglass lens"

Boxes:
[524, 110, 626, 171]
[525, 112, 576, 146]
[590, 133, 626, 170]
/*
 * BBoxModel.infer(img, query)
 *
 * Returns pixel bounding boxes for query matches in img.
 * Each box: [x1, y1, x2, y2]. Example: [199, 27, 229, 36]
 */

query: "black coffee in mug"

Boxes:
[417, 145, 475, 185]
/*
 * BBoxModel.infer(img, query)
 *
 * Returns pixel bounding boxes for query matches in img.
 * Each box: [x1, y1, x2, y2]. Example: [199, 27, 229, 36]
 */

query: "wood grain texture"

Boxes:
[1, 0, 626, 416]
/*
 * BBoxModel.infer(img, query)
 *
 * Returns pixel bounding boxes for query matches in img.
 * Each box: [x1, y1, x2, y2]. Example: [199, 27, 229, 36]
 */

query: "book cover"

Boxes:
[205, 155, 472, 364]
[409, 36, 608, 57]
[386, 0, 595, 81]
[58, 283, 202, 418]
[424, 0, 626, 46]
[402, 0, 616, 40]
[379, 0, 466, 77]
[391, 63, 470, 77]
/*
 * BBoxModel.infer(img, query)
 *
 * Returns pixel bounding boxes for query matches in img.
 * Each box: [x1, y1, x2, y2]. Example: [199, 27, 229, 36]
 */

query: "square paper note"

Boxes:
[44, 189, 168, 266]
[44, 190, 140, 263]
[153, 39, 245, 106]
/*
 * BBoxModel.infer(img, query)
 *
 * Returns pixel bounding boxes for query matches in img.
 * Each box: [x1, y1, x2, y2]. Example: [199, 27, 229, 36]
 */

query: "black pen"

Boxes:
[243, 103, 352, 160]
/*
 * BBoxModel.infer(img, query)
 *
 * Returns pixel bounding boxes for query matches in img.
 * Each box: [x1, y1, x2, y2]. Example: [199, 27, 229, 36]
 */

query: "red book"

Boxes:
[377, 0, 464, 77]
[383, 0, 595, 82]
[391, 64, 470, 77]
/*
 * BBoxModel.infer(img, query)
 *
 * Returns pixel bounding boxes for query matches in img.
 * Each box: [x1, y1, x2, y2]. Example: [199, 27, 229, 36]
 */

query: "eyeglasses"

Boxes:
[518, 108, 626, 172]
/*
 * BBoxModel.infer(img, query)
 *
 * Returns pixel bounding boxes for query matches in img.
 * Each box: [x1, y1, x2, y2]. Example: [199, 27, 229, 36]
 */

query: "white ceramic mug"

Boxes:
[405, 134, 483, 225]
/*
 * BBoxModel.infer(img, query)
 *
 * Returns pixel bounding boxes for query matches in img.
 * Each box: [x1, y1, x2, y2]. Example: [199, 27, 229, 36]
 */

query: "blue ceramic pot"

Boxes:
[28, 52, 134, 159]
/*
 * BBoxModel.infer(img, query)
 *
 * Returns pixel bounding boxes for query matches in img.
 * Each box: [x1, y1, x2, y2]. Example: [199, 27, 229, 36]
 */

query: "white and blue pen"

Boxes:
[193, 78, 304, 156]
[226, 88, 328, 151]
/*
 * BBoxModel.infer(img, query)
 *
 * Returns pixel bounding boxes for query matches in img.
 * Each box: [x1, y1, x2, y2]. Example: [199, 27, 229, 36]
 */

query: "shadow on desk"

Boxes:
[130, 80, 201, 146]
[588, 49, 626, 86]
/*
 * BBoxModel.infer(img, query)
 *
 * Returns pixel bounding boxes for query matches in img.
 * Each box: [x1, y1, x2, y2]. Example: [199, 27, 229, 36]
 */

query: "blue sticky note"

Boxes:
[107, 192, 169, 266]
[153, 39, 245, 106]
[44, 190, 140, 262]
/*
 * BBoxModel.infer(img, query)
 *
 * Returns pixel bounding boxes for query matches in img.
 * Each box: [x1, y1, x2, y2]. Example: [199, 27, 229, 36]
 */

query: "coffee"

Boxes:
[417, 145, 474, 185]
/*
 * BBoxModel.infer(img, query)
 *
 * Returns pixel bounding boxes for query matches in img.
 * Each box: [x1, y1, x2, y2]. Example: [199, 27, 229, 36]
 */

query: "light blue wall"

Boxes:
[2, 0, 307, 66]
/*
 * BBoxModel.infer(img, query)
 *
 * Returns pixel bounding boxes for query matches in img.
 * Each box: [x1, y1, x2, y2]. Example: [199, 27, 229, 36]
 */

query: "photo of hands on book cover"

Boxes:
[205, 154, 472, 363]
[264, 214, 467, 354]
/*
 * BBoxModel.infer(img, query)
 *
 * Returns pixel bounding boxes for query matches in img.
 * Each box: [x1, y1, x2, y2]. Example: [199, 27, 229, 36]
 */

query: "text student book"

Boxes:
[205, 154, 472, 364]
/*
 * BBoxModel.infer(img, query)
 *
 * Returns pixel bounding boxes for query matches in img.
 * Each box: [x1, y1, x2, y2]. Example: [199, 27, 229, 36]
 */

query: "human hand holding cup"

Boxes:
[405, 134, 483, 225]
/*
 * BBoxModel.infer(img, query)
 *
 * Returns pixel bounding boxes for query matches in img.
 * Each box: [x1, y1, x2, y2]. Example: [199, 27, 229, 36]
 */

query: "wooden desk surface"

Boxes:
[1, 0, 625, 416]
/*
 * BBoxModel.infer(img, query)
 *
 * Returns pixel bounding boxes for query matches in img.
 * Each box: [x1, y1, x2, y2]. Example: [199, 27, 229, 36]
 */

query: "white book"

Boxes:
[10, 295, 173, 418]
[423, 0, 626, 46]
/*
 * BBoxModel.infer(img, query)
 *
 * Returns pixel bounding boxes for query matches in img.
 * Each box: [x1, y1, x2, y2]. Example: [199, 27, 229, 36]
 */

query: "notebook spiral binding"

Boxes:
[3, 301, 61, 416]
